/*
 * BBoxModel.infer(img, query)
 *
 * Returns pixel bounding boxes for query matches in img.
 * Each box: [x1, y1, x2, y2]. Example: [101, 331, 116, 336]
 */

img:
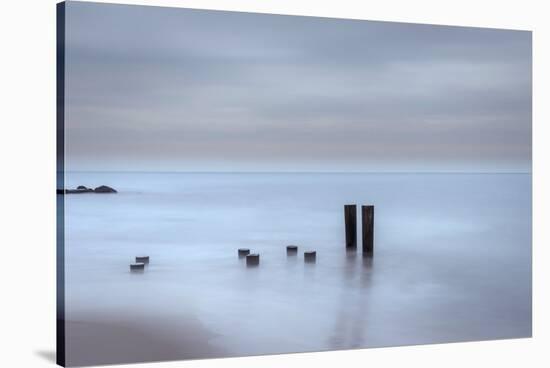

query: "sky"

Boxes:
[64, 1, 532, 172]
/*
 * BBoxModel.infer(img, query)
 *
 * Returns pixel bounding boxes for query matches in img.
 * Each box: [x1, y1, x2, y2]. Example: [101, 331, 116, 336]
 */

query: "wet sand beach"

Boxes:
[65, 314, 224, 366]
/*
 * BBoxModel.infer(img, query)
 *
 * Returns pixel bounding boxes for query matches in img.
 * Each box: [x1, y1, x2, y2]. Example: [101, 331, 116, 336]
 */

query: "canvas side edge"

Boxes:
[56, 2, 66, 366]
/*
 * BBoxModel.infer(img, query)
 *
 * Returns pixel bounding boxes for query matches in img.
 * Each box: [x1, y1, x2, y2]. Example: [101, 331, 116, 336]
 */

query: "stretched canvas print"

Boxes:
[56, 1, 532, 366]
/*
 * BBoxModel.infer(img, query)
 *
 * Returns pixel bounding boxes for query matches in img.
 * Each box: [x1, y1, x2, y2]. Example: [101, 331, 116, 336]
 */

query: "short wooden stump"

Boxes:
[135, 256, 149, 264]
[304, 251, 316, 263]
[246, 253, 260, 267]
[238, 248, 251, 259]
[286, 245, 298, 256]
[130, 263, 145, 271]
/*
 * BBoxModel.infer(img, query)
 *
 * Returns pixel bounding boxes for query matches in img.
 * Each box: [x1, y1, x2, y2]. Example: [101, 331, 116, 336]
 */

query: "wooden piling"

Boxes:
[304, 251, 317, 263]
[238, 248, 251, 259]
[286, 245, 298, 256]
[344, 204, 357, 250]
[130, 263, 145, 271]
[246, 253, 260, 266]
[135, 256, 149, 264]
[362, 205, 374, 256]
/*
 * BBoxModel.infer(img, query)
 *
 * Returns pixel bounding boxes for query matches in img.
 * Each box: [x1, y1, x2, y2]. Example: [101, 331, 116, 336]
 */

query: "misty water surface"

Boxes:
[63, 172, 531, 363]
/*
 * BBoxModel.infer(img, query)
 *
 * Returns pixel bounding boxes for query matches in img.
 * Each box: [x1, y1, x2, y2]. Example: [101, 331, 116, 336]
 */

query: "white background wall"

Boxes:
[0, 0, 548, 367]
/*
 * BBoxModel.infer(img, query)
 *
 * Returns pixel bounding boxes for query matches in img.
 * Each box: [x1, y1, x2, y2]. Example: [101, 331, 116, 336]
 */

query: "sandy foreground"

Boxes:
[65, 314, 225, 366]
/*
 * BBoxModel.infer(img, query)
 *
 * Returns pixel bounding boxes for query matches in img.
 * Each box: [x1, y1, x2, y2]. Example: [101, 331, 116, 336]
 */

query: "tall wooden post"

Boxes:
[344, 205, 357, 250]
[362, 205, 374, 256]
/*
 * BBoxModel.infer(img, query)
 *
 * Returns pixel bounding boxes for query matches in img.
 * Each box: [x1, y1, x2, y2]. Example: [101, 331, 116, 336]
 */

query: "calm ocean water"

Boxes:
[63, 172, 531, 362]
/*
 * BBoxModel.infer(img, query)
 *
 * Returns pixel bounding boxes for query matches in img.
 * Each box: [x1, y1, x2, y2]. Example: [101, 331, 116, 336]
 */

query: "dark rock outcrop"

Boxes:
[64, 189, 92, 194]
[94, 185, 117, 193]
[60, 188, 93, 194]
[72, 186, 93, 193]
[57, 185, 117, 194]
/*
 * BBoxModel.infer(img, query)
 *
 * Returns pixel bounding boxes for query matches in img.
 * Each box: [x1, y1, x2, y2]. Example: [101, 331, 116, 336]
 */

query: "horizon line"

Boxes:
[62, 170, 532, 174]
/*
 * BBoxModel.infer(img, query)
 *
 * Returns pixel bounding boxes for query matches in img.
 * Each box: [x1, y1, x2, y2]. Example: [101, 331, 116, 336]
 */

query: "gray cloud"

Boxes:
[64, 1, 532, 172]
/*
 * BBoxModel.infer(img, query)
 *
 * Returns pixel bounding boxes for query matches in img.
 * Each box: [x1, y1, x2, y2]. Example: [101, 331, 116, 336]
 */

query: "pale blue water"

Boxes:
[63, 172, 531, 361]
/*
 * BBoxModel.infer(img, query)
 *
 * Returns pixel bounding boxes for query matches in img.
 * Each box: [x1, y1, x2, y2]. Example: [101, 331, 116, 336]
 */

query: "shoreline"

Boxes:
[65, 314, 224, 366]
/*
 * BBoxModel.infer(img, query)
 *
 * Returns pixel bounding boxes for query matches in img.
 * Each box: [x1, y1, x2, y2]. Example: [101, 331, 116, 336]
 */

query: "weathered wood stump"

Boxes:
[135, 256, 149, 264]
[286, 245, 298, 256]
[238, 248, 250, 258]
[344, 204, 357, 250]
[130, 263, 145, 271]
[246, 253, 260, 266]
[304, 251, 317, 263]
[362, 205, 374, 257]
